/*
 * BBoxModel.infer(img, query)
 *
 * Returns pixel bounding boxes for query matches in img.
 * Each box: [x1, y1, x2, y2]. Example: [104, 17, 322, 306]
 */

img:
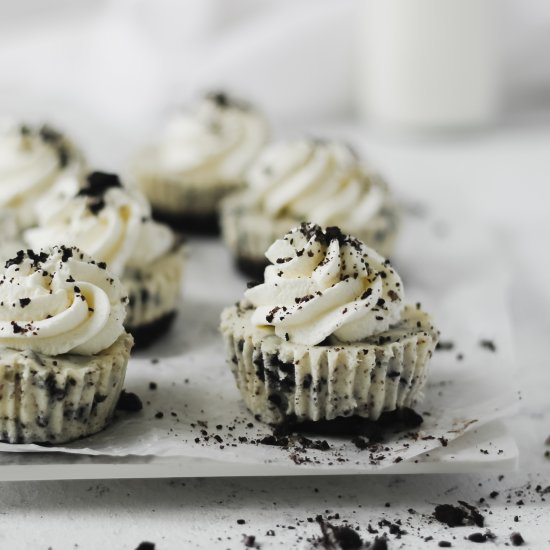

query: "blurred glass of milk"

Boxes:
[357, 0, 501, 130]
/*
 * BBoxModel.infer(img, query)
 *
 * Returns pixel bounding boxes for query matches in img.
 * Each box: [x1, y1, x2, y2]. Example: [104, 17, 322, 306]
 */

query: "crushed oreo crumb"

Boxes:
[433, 501, 484, 528]
[77, 171, 122, 214]
[467, 532, 487, 543]
[314, 515, 363, 550]
[510, 532, 525, 546]
[435, 341, 454, 351]
[116, 390, 143, 413]
[479, 339, 496, 352]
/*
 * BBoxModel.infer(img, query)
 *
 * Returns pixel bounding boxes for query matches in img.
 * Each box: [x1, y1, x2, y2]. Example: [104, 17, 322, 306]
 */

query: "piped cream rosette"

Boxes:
[131, 92, 269, 225]
[0, 246, 133, 443]
[24, 171, 185, 340]
[0, 122, 85, 229]
[220, 140, 399, 277]
[221, 223, 438, 425]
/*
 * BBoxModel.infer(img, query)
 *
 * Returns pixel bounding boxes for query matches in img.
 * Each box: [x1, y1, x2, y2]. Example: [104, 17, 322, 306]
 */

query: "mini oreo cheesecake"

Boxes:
[0, 246, 133, 444]
[0, 122, 85, 230]
[220, 139, 399, 279]
[220, 223, 438, 426]
[130, 92, 269, 235]
[24, 171, 185, 347]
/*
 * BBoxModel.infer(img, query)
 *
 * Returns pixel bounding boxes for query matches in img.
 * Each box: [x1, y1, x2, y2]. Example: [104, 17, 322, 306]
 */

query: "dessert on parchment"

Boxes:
[221, 223, 437, 426]
[130, 92, 269, 235]
[0, 246, 133, 444]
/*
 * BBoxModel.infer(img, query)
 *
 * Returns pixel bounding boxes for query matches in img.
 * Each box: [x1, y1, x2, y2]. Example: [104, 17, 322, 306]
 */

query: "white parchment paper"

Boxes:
[0, 211, 519, 471]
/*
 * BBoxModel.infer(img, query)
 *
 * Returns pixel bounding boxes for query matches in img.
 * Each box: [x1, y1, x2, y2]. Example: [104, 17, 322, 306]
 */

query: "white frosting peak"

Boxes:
[146, 92, 269, 184]
[25, 172, 175, 276]
[0, 123, 83, 228]
[0, 246, 127, 355]
[248, 140, 388, 230]
[245, 224, 404, 346]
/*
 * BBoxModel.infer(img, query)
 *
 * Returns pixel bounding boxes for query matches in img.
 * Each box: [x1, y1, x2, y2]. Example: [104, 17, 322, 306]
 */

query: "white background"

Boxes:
[0, 0, 549, 128]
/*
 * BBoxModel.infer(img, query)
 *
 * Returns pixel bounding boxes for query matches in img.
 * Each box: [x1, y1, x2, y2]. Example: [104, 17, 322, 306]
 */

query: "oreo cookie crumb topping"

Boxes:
[314, 516, 363, 550]
[295, 222, 357, 250]
[206, 91, 250, 111]
[39, 125, 63, 143]
[435, 341, 454, 351]
[510, 532, 525, 546]
[243, 535, 259, 548]
[433, 501, 484, 528]
[18, 245, 84, 270]
[116, 390, 143, 413]
[5, 249, 51, 270]
[4, 249, 25, 268]
[208, 91, 230, 107]
[82, 171, 122, 196]
[77, 171, 122, 214]
[38, 124, 71, 167]
[479, 339, 496, 352]
[370, 536, 388, 550]
[467, 532, 487, 543]
[61, 246, 73, 263]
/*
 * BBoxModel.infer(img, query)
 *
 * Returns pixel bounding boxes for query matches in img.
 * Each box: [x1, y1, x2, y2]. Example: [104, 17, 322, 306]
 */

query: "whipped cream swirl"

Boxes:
[34, 171, 84, 226]
[245, 224, 404, 345]
[149, 92, 269, 184]
[0, 123, 82, 227]
[25, 172, 175, 276]
[0, 246, 127, 355]
[248, 140, 388, 230]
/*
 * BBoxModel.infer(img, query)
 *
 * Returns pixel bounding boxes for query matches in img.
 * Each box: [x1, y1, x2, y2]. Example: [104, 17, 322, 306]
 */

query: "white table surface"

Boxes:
[1, 120, 549, 549]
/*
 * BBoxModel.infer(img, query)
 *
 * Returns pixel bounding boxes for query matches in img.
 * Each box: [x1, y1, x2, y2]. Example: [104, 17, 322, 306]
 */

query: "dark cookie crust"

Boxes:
[151, 208, 220, 236]
[274, 407, 423, 437]
[236, 256, 268, 281]
[128, 311, 177, 349]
